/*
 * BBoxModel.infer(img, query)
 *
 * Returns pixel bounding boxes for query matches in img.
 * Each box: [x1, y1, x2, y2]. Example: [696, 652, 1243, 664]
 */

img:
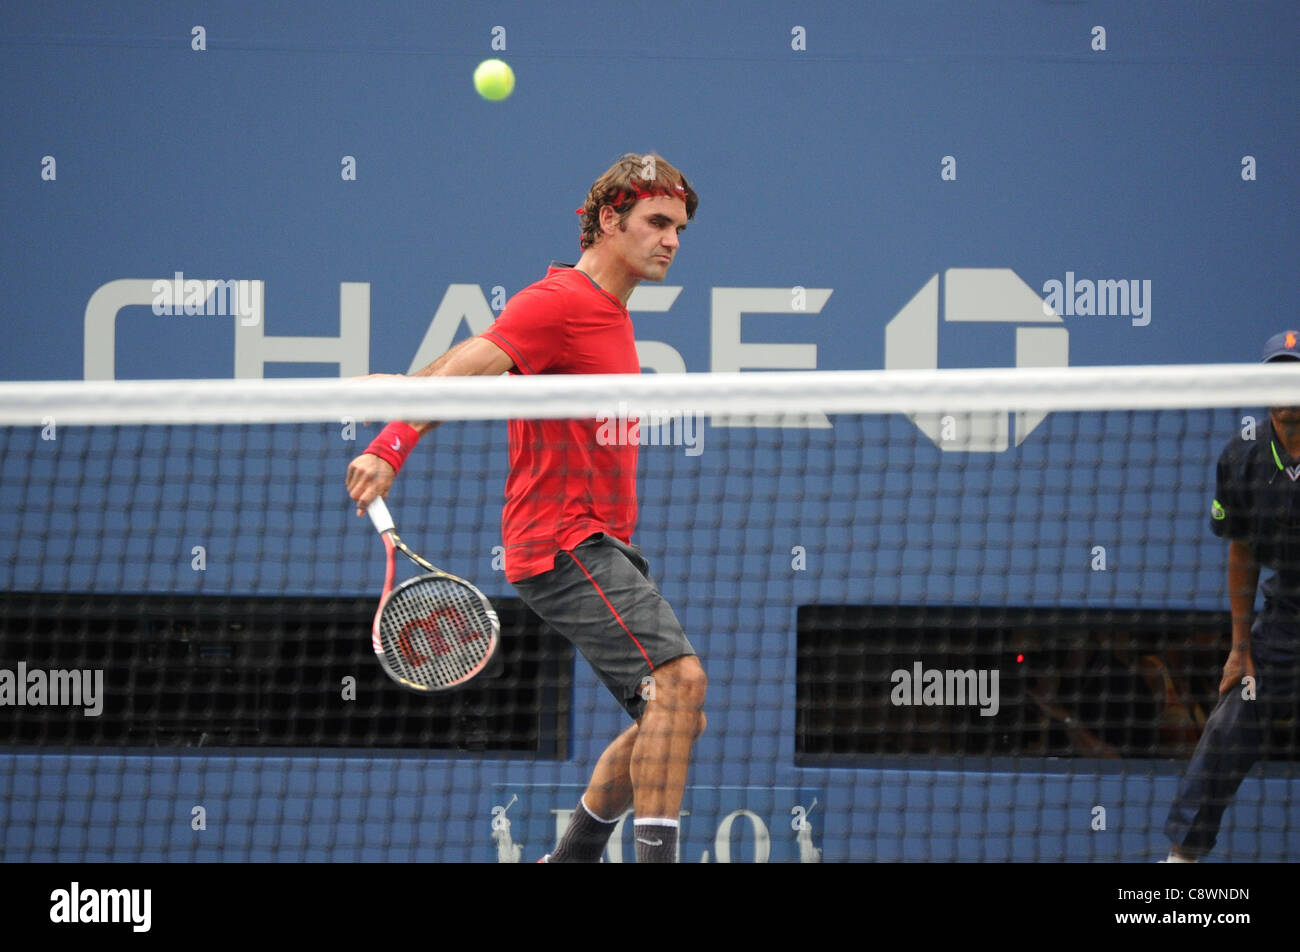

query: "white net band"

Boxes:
[3, 363, 1299, 425]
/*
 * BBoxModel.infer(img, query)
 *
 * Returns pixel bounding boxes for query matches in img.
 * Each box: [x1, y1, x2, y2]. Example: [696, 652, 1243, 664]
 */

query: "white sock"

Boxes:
[580, 795, 620, 825]
[634, 818, 679, 863]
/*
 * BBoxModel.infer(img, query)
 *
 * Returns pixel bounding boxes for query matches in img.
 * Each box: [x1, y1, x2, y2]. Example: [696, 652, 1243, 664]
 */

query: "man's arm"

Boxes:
[403, 336, 516, 433]
[345, 336, 514, 514]
[1219, 539, 1260, 695]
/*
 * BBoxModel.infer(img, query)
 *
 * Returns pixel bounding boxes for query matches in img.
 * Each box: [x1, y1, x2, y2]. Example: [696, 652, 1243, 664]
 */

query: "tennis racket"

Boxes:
[365, 496, 500, 692]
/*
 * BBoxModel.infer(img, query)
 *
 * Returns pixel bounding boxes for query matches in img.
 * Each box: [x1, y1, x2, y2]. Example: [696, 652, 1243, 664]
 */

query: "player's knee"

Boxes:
[644, 656, 706, 712]
[694, 711, 707, 739]
[648, 659, 706, 711]
[671, 657, 707, 709]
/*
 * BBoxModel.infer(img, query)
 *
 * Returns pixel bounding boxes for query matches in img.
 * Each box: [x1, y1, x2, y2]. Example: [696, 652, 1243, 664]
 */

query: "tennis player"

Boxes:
[346, 153, 703, 863]
[1163, 330, 1300, 861]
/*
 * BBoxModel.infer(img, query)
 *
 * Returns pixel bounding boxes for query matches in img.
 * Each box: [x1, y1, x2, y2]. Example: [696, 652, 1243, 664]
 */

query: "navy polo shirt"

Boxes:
[1211, 419, 1300, 616]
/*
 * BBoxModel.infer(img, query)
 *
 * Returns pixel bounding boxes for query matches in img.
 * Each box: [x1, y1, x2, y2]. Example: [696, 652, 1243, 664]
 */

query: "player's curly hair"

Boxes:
[576, 153, 698, 250]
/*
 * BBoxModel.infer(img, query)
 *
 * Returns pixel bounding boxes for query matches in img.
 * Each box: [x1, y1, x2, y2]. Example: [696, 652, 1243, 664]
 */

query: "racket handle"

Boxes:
[366, 496, 395, 535]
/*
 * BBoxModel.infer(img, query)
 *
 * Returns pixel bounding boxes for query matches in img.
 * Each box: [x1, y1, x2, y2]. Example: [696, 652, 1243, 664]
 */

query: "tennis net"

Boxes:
[1, 364, 1298, 862]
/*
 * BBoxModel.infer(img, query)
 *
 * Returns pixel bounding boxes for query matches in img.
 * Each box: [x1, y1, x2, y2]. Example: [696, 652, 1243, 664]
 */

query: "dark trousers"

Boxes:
[1164, 625, 1298, 857]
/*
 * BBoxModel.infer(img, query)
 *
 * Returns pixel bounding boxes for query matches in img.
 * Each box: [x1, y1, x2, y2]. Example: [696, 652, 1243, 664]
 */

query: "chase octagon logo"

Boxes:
[885, 268, 1068, 453]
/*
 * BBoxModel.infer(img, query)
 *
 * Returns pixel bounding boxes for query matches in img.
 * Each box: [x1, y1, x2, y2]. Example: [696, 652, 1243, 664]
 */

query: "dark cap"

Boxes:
[1262, 331, 1300, 362]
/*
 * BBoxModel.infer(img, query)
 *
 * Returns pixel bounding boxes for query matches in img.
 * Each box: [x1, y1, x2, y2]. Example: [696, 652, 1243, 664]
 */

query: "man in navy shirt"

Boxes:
[1164, 331, 1300, 861]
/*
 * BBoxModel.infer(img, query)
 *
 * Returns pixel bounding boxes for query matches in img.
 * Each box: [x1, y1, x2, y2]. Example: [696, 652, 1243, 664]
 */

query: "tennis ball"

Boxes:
[473, 59, 515, 101]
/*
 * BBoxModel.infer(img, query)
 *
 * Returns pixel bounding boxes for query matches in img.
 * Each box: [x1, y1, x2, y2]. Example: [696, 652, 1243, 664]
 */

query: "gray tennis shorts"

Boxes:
[512, 533, 695, 719]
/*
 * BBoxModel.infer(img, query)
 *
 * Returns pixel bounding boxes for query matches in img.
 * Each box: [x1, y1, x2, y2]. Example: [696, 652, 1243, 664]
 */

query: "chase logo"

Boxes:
[884, 269, 1068, 453]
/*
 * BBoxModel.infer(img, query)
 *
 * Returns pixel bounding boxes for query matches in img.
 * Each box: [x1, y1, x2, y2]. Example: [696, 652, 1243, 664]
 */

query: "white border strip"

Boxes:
[1, 365, 1298, 426]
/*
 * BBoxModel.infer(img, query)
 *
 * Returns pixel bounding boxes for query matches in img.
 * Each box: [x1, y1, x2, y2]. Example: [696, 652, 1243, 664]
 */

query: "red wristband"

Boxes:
[365, 421, 420, 473]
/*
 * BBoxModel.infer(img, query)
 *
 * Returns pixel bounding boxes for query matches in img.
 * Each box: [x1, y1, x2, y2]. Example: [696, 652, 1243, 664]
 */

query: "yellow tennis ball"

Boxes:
[473, 59, 515, 101]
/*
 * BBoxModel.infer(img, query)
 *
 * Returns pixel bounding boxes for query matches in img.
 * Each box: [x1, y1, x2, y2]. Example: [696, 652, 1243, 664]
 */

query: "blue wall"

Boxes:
[2, 1, 1298, 861]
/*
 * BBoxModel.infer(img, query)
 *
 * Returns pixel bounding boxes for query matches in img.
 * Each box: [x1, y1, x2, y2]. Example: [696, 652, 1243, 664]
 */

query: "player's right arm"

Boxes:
[1219, 538, 1259, 695]
[410, 335, 516, 386]
[346, 336, 514, 514]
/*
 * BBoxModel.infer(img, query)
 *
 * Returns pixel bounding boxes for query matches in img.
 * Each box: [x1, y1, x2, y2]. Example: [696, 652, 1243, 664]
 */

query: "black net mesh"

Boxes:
[1, 392, 1297, 862]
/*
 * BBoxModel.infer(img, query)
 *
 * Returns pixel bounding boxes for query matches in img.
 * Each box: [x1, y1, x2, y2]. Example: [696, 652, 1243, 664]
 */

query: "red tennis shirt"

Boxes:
[480, 263, 641, 582]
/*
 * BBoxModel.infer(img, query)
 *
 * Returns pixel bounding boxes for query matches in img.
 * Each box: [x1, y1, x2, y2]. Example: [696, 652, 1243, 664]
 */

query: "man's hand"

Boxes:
[343, 338, 512, 517]
[346, 453, 396, 516]
[1218, 644, 1255, 696]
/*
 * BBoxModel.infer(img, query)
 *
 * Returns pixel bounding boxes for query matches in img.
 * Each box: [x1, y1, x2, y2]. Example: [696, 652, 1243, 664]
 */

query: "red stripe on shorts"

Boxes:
[568, 551, 655, 671]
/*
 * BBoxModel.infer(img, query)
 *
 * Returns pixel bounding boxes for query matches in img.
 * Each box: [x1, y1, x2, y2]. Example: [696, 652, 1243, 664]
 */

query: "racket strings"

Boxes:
[378, 576, 497, 688]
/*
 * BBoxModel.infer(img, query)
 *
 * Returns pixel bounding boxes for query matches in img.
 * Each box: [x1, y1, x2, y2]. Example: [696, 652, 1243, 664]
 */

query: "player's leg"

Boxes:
[536, 723, 637, 864]
[555, 533, 704, 861]
[561, 687, 709, 862]
[629, 653, 706, 863]
[514, 533, 701, 863]
[514, 550, 626, 862]
[583, 702, 709, 820]
[1163, 677, 1265, 860]
[583, 722, 638, 818]
[1164, 626, 1299, 861]
[566, 538, 706, 862]
[630, 654, 707, 818]
[564, 666, 709, 863]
